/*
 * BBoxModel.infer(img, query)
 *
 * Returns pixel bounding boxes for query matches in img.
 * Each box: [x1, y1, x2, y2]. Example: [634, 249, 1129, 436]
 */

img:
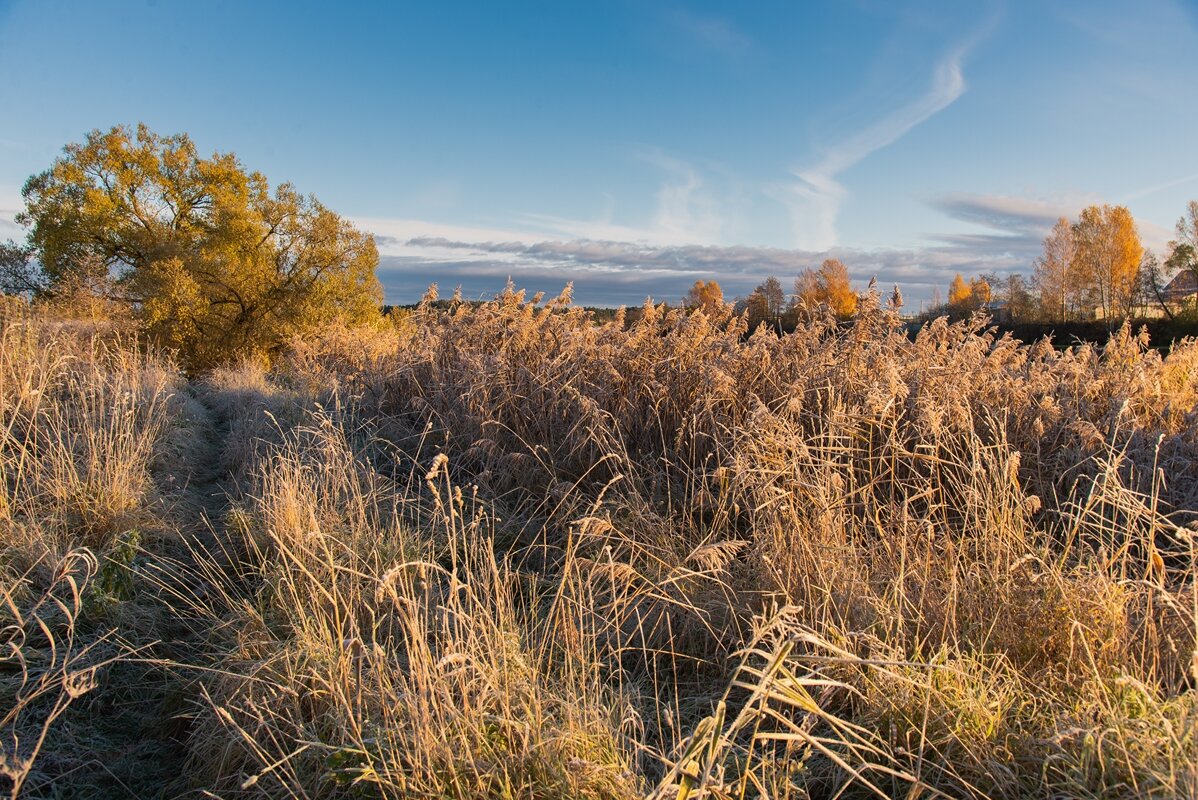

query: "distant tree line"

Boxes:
[678, 258, 898, 332]
[925, 202, 1198, 325]
[669, 201, 1198, 333]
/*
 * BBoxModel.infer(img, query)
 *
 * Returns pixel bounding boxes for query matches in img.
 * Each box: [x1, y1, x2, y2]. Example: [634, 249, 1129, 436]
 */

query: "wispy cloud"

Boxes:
[1121, 171, 1198, 203]
[776, 17, 994, 250]
[1055, 0, 1197, 52]
[355, 216, 560, 248]
[931, 192, 1076, 242]
[502, 149, 727, 247]
[642, 148, 723, 244]
[667, 10, 755, 59]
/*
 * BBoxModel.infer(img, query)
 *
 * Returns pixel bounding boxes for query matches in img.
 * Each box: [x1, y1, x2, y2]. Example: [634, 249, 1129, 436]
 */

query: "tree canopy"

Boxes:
[948, 274, 972, 308]
[682, 279, 727, 316]
[1166, 200, 1198, 287]
[793, 258, 858, 318]
[16, 124, 383, 369]
[1072, 204, 1142, 321]
[1033, 217, 1077, 322]
[757, 276, 786, 321]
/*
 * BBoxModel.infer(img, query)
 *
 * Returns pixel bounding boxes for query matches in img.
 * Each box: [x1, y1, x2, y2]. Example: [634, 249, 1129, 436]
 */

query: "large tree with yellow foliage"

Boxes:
[947, 274, 972, 307]
[792, 258, 858, 318]
[946, 273, 991, 314]
[17, 124, 383, 369]
[682, 279, 727, 316]
[1071, 204, 1143, 321]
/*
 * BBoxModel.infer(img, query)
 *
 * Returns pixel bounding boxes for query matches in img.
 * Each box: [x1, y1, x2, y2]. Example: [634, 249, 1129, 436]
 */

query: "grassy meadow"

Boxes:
[1, 286, 1195, 798]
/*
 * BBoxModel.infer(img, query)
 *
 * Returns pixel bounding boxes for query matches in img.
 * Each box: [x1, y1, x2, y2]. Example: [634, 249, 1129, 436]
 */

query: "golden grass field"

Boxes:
[1, 286, 1195, 798]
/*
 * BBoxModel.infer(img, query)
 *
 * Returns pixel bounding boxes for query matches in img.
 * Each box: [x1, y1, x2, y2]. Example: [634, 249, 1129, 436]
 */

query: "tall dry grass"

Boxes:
[168, 286, 1196, 798]
[4, 287, 1197, 797]
[0, 308, 192, 796]
[0, 313, 182, 567]
[0, 550, 123, 799]
[181, 413, 650, 798]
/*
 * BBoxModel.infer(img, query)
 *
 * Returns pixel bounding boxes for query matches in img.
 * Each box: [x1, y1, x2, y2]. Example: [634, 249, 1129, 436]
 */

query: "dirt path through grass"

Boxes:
[30, 381, 243, 799]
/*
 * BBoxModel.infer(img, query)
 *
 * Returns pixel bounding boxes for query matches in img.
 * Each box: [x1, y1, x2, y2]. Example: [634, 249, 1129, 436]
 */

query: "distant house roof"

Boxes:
[1164, 271, 1198, 298]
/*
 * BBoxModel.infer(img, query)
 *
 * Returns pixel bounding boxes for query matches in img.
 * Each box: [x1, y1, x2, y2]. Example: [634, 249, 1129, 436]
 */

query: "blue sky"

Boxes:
[2, 0, 1197, 307]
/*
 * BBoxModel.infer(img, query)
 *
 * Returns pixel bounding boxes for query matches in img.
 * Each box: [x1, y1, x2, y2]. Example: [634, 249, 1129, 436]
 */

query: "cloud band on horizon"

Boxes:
[369, 190, 1062, 307]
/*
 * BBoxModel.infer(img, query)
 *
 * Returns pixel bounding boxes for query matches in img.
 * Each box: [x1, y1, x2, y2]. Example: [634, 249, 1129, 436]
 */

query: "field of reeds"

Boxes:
[1, 285, 1195, 799]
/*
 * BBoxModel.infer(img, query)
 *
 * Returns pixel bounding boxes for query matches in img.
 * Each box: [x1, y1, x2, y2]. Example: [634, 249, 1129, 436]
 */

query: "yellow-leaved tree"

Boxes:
[969, 276, 991, 306]
[18, 124, 383, 370]
[947, 273, 992, 313]
[682, 279, 728, 316]
[792, 258, 858, 318]
[948, 273, 972, 307]
[1072, 204, 1143, 321]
